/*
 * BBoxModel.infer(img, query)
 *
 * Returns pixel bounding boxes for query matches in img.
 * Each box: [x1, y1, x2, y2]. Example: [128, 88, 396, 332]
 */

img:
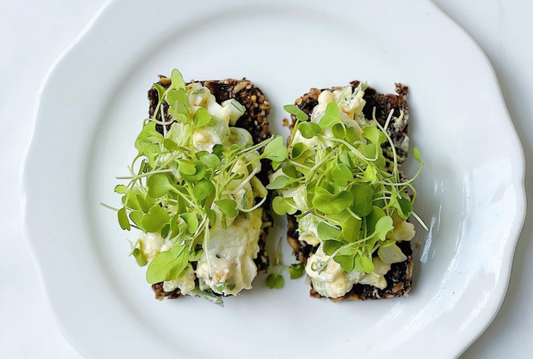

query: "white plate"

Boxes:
[22, 0, 526, 358]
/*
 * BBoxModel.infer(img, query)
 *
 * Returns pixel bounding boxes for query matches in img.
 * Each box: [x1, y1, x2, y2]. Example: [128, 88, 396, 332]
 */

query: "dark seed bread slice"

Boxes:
[147, 76, 272, 300]
[287, 82, 413, 301]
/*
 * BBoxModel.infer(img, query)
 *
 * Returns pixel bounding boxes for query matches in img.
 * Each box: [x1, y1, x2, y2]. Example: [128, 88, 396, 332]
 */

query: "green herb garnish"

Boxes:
[266, 274, 285, 289]
[107, 69, 287, 302]
[266, 237, 305, 289]
[273, 85, 426, 276]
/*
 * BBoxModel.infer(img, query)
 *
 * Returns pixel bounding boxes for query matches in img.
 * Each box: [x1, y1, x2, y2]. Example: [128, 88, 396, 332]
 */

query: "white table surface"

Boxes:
[1, 0, 531, 357]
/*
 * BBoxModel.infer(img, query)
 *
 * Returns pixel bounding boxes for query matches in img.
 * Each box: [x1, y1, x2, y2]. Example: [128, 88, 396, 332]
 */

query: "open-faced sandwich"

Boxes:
[111, 69, 287, 305]
[270, 82, 425, 301]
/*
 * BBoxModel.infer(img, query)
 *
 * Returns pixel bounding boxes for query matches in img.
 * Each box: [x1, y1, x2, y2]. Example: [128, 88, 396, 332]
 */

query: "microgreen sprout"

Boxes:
[266, 237, 306, 289]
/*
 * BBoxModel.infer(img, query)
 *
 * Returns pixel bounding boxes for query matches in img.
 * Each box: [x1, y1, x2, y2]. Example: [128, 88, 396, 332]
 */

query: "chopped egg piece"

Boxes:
[163, 265, 196, 295]
[138, 232, 172, 263]
[192, 127, 222, 153]
[359, 258, 391, 290]
[297, 213, 322, 246]
[305, 246, 365, 298]
[378, 244, 408, 264]
[392, 213, 416, 241]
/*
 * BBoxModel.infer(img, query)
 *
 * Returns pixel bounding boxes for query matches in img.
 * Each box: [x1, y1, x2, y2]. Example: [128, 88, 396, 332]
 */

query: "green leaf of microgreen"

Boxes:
[413, 147, 422, 164]
[181, 212, 199, 233]
[170, 68, 186, 90]
[135, 122, 163, 166]
[180, 160, 206, 182]
[169, 214, 183, 239]
[361, 164, 377, 183]
[312, 188, 353, 214]
[199, 153, 220, 169]
[114, 185, 127, 194]
[118, 207, 131, 231]
[332, 163, 353, 187]
[272, 197, 287, 215]
[122, 188, 141, 211]
[339, 152, 353, 169]
[168, 88, 189, 118]
[340, 216, 361, 242]
[333, 254, 355, 272]
[163, 138, 178, 151]
[147, 173, 175, 198]
[362, 126, 387, 145]
[215, 199, 238, 218]
[282, 164, 299, 178]
[131, 248, 147, 267]
[288, 263, 305, 279]
[298, 122, 321, 139]
[317, 221, 341, 241]
[323, 240, 343, 255]
[263, 136, 288, 162]
[350, 184, 373, 217]
[397, 197, 413, 219]
[305, 179, 317, 204]
[161, 224, 170, 239]
[359, 255, 375, 273]
[267, 175, 290, 190]
[272, 197, 297, 216]
[319, 102, 340, 129]
[373, 216, 394, 240]
[366, 206, 386, 235]
[363, 143, 378, 159]
[272, 161, 282, 170]
[292, 143, 308, 159]
[353, 254, 365, 273]
[142, 205, 169, 233]
[174, 195, 187, 215]
[153, 83, 165, 101]
[206, 208, 217, 224]
[129, 211, 145, 230]
[284, 104, 308, 122]
[136, 193, 154, 213]
[178, 160, 196, 175]
[346, 127, 361, 144]
[328, 210, 351, 222]
[193, 180, 215, 201]
[167, 89, 179, 108]
[193, 107, 211, 128]
[332, 123, 345, 139]
[266, 273, 284, 289]
[146, 245, 189, 284]
[212, 144, 223, 158]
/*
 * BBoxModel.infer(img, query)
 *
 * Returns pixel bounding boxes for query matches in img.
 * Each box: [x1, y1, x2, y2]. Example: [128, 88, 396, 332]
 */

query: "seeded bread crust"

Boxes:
[147, 76, 272, 300]
[287, 82, 413, 301]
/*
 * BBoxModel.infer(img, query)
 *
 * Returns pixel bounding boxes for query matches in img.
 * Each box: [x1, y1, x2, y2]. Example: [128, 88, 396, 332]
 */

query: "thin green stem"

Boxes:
[116, 169, 174, 180]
